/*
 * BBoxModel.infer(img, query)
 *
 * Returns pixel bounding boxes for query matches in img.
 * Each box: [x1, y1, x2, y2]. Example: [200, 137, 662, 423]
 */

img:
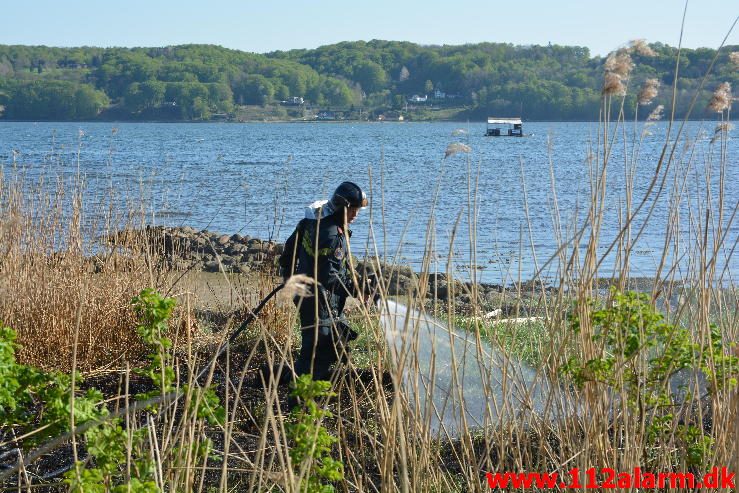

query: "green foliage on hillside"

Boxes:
[0, 41, 735, 121]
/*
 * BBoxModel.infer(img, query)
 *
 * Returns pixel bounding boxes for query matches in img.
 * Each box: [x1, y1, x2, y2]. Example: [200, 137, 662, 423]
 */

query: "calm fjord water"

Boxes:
[1, 121, 736, 284]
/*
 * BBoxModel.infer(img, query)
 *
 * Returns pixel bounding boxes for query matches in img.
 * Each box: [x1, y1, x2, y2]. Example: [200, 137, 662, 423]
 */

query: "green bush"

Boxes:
[0, 325, 105, 446]
[562, 289, 739, 468]
[0, 288, 224, 491]
[287, 375, 344, 493]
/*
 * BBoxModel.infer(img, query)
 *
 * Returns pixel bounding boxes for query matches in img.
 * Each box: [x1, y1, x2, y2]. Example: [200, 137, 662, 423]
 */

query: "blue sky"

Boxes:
[2, 0, 737, 56]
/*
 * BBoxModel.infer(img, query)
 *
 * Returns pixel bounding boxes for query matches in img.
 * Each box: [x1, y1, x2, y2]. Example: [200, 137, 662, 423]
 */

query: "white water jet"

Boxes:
[379, 299, 578, 435]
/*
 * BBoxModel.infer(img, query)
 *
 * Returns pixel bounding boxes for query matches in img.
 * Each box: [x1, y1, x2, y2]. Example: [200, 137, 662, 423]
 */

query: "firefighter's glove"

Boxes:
[359, 272, 380, 306]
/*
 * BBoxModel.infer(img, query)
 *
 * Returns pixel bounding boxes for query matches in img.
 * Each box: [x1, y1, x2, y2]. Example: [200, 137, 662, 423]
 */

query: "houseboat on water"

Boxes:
[485, 117, 523, 137]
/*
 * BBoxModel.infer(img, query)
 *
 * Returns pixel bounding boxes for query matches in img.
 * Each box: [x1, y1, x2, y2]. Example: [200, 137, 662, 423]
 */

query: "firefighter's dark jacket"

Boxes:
[280, 214, 355, 325]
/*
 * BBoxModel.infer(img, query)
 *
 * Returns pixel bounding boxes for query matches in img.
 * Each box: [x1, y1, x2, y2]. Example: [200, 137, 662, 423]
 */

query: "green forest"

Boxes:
[0, 41, 735, 121]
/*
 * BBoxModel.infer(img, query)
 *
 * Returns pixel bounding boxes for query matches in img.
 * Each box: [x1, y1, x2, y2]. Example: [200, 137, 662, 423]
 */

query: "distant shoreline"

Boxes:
[1, 118, 726, 124]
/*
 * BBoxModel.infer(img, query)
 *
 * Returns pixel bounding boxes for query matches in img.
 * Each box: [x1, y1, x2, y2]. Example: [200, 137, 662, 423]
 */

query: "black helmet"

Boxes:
[330, 181, 368, 209]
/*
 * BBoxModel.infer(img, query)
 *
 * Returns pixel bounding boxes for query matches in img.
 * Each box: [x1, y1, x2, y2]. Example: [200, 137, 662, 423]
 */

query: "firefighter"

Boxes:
[279, 181, 370, 381]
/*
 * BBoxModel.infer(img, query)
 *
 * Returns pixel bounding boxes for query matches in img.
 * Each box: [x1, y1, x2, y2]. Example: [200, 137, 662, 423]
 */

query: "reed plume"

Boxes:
[708, 82, 732, 112]
[646, 104, 664, 121]
[638, 78, 660, 105]
[604, 51, 634, 77]
[629, 39, 657, 57]
[280, 273, 315, 300]
[603, 72, 626, 96]
[603, 49, 633, 96]
[444, 142, 471, 158]
[711, 122, 734, 143]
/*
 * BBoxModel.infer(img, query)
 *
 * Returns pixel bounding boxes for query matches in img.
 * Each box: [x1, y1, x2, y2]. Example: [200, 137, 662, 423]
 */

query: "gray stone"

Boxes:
[217, 234, 231, 246]
[238, 263, 251, 274]
[483, 291, 500, 304]
[426, 273, 447, 286]
[395, 265, 414, 277]
[228, 243, 247, 255]
[481, 283, 503, 293]
[230, 233, 242, 242]
[388, 275, 412, 295]
[204, 260, 221, 272]
[434, 282, 449, 300]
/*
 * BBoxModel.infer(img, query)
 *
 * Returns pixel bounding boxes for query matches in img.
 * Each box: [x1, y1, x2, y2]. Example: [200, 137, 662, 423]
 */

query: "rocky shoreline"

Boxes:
[119, 226, 554, 315]
[126, 226, 670, 314]
[129, 225, 284, 275]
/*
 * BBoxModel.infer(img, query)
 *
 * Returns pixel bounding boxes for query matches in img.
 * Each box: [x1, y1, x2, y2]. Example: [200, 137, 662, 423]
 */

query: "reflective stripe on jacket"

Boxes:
[281, 214, 354, 325]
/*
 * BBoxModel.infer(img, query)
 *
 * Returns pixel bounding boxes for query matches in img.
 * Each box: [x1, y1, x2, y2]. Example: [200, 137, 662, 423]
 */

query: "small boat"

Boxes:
[484, 117, 523, 137]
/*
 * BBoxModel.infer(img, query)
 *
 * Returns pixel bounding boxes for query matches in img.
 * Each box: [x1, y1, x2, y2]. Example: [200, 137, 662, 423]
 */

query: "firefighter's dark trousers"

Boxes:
[293, 303, 357, 381]
[294, 324, 359, 381]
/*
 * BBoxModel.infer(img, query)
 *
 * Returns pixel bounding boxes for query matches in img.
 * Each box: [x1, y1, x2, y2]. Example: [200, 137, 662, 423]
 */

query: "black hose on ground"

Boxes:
[196, 282, 285, 382]
[228, 283, 285, 345]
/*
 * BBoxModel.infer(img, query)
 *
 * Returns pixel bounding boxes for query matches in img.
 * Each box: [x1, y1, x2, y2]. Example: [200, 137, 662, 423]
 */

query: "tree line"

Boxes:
[0, 41, 735, 121]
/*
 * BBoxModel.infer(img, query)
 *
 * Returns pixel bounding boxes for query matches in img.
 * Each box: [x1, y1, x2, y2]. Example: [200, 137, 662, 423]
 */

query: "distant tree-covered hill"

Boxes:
[0, 41, 735, 121]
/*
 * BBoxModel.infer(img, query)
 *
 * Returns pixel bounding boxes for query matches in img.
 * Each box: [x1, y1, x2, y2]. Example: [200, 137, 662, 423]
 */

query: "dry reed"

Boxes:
[630, 39, 657, 56]
[0, 171, 171, 371]
[444, 142, 472, 159]
[708, 81, 732, 112]
[638, 77, 660, 105]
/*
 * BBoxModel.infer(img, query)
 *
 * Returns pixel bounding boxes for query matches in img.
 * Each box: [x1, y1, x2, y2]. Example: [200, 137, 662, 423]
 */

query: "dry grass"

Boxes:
[0, 168, 188, 372]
